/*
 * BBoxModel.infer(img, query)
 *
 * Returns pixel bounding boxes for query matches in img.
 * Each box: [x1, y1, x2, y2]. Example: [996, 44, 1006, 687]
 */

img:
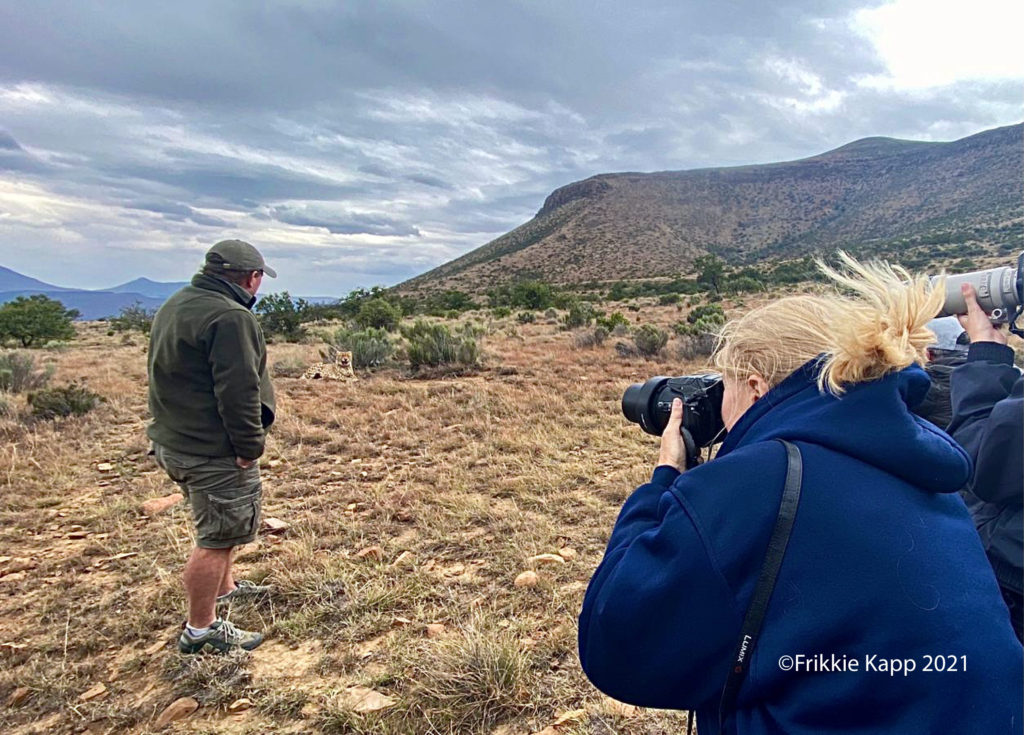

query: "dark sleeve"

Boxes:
[206, 311, 266, 459]
[948, 342, 1023, 505]
[578, 466, 741, 710]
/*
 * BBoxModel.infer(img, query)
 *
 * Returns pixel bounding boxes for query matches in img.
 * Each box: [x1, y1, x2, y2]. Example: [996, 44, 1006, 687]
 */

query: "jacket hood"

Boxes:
[716, 359, 971, 493]
[191, 273, 257, 309]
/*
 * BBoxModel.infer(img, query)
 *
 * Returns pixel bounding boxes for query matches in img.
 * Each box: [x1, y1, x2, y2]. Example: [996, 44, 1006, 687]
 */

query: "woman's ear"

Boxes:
[747, 373, 770, 400]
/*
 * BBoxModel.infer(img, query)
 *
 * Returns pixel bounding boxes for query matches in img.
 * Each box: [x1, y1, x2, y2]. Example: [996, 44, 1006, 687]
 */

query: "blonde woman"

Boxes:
[579, 255, 1022, 734]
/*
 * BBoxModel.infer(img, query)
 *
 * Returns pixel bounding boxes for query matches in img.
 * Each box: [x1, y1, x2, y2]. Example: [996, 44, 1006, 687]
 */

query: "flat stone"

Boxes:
[228, 697, 252, 713]
[528, 553, 565, 566]
[78, 682, 107, 702]
[96, 463, 114, 472]
[557, 547, 578, 561]
[425, 623, 446, 638]
[355, 545, 384, 561]
[338, 686, 396, 713]
[140, 493, 184, 516]
[155, 697, 199, 727]
[263, 517, 289, 533]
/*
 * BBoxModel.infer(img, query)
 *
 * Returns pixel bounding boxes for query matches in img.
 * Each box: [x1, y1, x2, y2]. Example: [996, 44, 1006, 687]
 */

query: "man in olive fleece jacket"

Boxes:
[148, 239, 277, 654]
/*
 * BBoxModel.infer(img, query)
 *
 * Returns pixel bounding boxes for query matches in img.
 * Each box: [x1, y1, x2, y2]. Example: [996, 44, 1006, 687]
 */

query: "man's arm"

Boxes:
[948, 342, 1023, 505]
[206, 311, 266, 460]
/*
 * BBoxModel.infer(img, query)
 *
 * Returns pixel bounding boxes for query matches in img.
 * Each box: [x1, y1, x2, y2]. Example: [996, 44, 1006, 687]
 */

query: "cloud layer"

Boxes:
[0, 1, 1020, 294]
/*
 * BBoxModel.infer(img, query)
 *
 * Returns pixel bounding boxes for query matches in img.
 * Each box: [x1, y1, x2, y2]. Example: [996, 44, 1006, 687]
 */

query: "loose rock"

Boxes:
[78, 683, 107, 702]
[263, 517, 289, 533]
[228, 697, 252, 713]
[528, 553, 565, 566]
[355, 545, 384, 561]
[338, 686, 395, 713]
[514, 571, 539, 588]
[425, 623, 446, 638]
[557, 547, 578, 561]
[140, 493, 184, 516]
[96, 463, 114, 472]
[155, 697, 199, 727]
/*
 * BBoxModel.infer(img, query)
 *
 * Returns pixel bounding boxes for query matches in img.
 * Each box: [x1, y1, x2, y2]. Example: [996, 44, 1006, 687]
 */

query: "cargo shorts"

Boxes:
[152, 443, 262, 549]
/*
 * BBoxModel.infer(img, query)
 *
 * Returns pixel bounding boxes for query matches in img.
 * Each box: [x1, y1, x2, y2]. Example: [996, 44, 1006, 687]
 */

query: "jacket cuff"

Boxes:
[651, 465, 681, 487]
[966, 341, 1015, 366]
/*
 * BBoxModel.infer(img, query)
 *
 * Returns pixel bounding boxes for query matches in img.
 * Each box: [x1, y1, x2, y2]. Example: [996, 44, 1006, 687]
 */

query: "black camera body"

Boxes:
[622, 373, 726, 467]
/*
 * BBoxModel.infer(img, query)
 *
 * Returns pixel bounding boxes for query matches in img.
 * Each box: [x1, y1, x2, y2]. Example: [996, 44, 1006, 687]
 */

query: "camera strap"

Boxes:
[716, 439, 803, 733]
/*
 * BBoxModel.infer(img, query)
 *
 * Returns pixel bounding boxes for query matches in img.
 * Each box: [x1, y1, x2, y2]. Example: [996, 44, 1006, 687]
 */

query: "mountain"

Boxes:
[105, 277, 189, 300]
[0, 266, 72, 293]
[0, 289, 167, 320]
[401, 123, 1023, 292]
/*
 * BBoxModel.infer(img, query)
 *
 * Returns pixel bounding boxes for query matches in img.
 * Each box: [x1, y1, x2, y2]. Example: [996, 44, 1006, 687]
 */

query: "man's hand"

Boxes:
[958, 283, 1007, 346]
[235, 457, 257, 469]
[657, 398, 687, 472]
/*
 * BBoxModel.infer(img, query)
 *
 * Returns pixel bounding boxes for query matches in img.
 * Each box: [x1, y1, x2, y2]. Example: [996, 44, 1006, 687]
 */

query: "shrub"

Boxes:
[255, 292, 308, 341]
[543, 308, 557, 320]
[633, 324, 668, 357]
[659, 293, 680, 305]
[109, 302, 156, 334]
[597, 311, 630, 331]
[573, 326, 609, 349]
[516, 311, 535, 324]
[401, 320, 480, 369]
[0, 295, 78, 347]
[271, 356, 309, 378]
[355, 298, 402, 331]
[491, 306, 511, 319]
[28, 383, 102, 419]
[0, 351, 54, 393]
[562, 301, 594, 329]
[330, 327, 395, 368]
[611, 323, 630, 337]
[676, 333, 718, 360]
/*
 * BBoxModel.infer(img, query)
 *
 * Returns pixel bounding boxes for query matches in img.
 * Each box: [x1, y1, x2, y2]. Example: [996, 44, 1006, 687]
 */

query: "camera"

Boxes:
[934, 251, 1023, 336]
[622, 373, 726, 467]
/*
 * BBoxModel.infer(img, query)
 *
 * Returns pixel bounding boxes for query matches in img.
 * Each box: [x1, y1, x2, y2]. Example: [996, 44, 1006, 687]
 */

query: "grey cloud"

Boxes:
[0, 130, 21, 150]
[272, 206, 422, 237]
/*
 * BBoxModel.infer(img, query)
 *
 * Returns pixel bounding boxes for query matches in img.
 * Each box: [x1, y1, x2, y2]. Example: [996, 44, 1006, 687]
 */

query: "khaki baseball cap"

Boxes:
[205, 239, 277, 278]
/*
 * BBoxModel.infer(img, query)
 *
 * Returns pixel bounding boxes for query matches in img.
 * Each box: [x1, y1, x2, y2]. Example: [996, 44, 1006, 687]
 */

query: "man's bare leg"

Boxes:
[184, 547, 232, 628]
[217, 547, 237, 598]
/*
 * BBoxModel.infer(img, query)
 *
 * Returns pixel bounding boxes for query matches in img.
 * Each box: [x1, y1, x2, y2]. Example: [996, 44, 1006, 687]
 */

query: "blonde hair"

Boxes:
[713, 252, 944, 395]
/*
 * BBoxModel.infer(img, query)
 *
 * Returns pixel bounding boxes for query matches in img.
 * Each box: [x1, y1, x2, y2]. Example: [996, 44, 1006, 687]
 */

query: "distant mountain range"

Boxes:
[0, 268, 338, 319]
[401, 123, 1023, 292]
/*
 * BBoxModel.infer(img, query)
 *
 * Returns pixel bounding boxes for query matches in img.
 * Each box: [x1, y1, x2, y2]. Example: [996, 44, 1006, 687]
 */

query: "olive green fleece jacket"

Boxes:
[147, 274, 276, 459]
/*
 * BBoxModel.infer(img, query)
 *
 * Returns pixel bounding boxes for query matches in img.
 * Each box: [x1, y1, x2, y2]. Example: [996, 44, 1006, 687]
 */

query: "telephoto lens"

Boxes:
[935, 252, 1023, 325]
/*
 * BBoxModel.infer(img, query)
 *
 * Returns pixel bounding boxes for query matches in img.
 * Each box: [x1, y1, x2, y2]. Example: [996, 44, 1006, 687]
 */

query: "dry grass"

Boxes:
[0, 309, 724, 734]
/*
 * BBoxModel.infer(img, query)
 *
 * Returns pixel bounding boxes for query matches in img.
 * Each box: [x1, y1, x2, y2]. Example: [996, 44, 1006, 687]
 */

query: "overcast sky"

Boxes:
[0, 0, 1020, 295]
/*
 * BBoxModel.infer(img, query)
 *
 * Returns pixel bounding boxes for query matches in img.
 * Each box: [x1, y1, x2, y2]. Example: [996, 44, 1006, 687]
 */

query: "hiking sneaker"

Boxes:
[216, 579, 272, 603]
[177, 619, 264, 654]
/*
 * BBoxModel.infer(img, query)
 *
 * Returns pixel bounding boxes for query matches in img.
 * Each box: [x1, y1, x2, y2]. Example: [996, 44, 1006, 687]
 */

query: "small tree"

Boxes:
[562, 301, 594, 329]
[694, 255, 726, 294]
[255, 292, 308, 342]
[110, 301, 156, 335]
[0, 295, 78, 347]
[355, 298, 402, 331]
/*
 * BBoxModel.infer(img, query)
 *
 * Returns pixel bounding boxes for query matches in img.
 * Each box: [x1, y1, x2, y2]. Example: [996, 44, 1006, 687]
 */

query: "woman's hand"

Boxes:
[657, 398, 687, 471]
[958, 283, 1007, 345]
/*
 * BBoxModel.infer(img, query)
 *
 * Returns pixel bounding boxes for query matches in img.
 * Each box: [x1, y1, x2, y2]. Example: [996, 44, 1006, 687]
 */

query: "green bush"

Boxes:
[675, 304, 727, 336]
[562, 301, 594, 329]
[355, 298, 402, 331]
[0, 351, 54, 393]
[633, 324, 668, 357]
[401, 320, 480, 369]
[676, 333, 718, 360]
[491, 306, 512, 319]
[597, 311, 630, 331]
[109, 301, 156, 334]
[516, 311, 535, 324]
[0, 295, 78, 347]
[331, 327, 395, 368]
[255, 292, 308, 341]
[28, 383, 102, 419]
[659, 293, 680, 305]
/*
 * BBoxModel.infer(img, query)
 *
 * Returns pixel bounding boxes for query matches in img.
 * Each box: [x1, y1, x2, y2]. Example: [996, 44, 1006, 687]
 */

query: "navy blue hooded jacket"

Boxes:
[579, 360, 1022, 734]
[948, 341, 1023, 598]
